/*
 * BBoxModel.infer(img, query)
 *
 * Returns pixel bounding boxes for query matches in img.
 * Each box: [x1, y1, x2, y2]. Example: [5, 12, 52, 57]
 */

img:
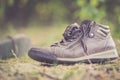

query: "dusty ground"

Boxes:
[0, 57, 120, 80]
[0, 26, 120, 80]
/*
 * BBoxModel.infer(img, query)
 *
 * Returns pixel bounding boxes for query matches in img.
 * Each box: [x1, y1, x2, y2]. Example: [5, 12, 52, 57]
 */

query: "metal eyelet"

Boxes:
[89, 33, 94, 38]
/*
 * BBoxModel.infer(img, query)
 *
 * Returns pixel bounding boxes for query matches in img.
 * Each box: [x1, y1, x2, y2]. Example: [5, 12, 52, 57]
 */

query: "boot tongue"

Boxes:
[63, 23, 80, 41]
[80, 20, 91, 25]
[80, 20, 92, 28]
[80, 20, 110, 37]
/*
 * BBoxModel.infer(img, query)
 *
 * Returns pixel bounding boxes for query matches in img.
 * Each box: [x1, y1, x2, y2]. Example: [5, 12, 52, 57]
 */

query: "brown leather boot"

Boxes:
[28, 20, 118, 64]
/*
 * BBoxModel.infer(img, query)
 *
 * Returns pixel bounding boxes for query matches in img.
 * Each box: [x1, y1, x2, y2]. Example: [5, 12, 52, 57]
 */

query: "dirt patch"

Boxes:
[0, 57, 120, 80]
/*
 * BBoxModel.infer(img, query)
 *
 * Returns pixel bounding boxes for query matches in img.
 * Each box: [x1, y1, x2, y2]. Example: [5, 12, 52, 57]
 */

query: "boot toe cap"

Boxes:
[28, 48, 57, 63]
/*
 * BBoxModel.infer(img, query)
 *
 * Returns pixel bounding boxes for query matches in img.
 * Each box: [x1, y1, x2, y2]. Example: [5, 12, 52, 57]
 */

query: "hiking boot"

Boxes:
[28, 20, 119, 64]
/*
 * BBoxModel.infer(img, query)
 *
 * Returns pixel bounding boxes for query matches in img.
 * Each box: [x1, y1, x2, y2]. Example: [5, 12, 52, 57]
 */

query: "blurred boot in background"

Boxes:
[0, 34, 31, 59]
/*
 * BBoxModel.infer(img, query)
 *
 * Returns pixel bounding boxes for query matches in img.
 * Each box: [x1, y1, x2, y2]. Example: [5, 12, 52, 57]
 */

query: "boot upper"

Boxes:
[30, 20, 116, 59]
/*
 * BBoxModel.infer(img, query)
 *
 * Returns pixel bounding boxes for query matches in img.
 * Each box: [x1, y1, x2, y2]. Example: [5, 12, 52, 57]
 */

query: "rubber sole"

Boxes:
[28, 49, 119, 64]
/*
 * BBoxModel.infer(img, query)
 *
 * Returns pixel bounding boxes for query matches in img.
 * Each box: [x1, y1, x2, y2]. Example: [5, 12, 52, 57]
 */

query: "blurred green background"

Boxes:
[0, 0, 120, 39]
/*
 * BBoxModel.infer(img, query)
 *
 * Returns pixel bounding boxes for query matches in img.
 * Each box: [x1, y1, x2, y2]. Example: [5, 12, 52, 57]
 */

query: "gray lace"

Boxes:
[51, 20, 95, 54]
[79, 20, 91, 53]
[79, 20, 96, 65]
[52, 20, 95, 64]
[51, 24, 80, 47]
[76, 20, 95, 53]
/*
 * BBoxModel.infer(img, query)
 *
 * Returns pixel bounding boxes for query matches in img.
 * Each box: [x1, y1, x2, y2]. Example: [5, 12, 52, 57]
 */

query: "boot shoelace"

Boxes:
[51, 20, 95, 53]
[79, 20, 95, 64]
[51, 24, 80, 47]
[65, 20, 95, 52]
[52, 20, 95, 64]
[65, 20, 95, 64]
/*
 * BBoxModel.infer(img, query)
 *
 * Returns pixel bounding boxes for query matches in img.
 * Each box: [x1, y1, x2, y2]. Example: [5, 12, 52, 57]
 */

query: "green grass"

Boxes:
[0, 24, 120, 80]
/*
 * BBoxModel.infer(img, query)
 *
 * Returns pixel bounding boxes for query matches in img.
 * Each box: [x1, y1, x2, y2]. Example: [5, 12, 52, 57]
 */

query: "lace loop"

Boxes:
[51, 20, 95, 53]
[51, 23, 80, 47]
[79, 20, 96, 53]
